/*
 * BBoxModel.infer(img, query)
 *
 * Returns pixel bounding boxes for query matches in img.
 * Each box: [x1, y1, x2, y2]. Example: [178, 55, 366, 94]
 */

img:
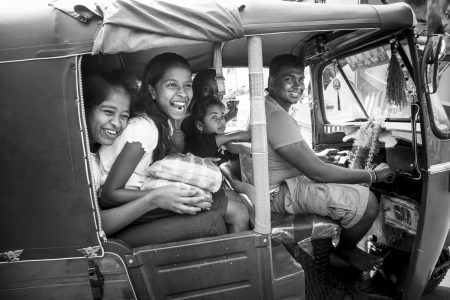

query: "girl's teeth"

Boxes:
[106, 129, 117, 135]
[172, 102, 186, 111]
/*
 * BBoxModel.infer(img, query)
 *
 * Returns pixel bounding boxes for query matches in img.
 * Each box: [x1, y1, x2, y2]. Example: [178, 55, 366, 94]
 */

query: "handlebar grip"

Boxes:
[384, 173, 395, 183]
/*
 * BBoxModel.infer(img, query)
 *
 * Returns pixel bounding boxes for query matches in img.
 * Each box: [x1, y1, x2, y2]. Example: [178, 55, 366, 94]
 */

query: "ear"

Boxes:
[268, 76, 275, 89]
[195, 120, 204, 133]
[148, 85, 156, 99]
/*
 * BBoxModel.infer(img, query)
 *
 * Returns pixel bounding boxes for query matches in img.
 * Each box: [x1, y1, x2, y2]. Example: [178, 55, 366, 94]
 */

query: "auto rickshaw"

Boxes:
[1, 1, 449, 299]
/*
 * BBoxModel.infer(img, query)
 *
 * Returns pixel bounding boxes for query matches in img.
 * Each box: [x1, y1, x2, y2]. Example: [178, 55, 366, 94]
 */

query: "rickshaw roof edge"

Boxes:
[0, 0, 415, 62]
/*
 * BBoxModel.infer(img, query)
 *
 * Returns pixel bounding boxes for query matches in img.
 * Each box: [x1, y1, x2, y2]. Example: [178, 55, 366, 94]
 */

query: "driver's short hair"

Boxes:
[269, 54, 304, 77]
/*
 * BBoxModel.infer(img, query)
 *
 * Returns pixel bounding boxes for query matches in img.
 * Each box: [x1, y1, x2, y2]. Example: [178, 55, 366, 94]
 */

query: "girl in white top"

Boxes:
[99, 115, 158, 190]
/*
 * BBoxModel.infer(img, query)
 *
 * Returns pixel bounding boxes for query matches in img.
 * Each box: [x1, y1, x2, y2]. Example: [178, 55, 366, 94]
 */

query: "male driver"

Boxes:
[265, 54, 394, 271]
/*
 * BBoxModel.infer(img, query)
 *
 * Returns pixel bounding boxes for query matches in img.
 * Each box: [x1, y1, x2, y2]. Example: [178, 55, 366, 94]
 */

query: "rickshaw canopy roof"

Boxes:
[1, 0, 415, 72]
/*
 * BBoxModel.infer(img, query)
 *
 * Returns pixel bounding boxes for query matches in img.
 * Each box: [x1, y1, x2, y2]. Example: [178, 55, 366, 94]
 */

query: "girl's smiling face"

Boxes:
[150, 66, 193, 120]
[87, 89, 131, 146]
[198, 104, 226, 134]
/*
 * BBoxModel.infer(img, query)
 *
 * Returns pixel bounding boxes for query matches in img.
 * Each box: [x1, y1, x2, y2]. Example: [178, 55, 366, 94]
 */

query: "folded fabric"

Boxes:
[147, 153, 222, 192]
[140, 177, 212, 203]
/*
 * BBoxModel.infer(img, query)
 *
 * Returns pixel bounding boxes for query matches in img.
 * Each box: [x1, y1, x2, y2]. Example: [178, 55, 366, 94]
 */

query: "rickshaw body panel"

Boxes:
[127, 233, 292, 299]
[0, 57, 101, 258]
[403, 85, 450, 298]
[0, 253, 136, 300]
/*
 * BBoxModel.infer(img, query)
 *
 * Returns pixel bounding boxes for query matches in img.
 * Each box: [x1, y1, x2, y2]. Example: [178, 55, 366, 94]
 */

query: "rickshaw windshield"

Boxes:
[322, 44, 414, 123]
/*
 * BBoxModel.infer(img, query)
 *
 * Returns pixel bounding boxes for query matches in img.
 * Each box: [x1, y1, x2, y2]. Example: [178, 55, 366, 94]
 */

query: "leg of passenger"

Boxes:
[225, 201, 250, 233]
[223, 191, 250, 232]
[113, 210, 227, 248]
[229, 179, 255, 203]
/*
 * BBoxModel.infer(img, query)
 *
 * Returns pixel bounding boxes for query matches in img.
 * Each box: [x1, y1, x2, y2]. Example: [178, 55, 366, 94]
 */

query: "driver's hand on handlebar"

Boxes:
[316, 148, 338, 162]
[374, 162, 395, 183]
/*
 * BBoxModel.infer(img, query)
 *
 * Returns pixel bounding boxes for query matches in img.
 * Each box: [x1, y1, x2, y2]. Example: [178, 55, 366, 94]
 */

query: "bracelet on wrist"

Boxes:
[367, 170, 376, 184]
[367, 170, 373, 184]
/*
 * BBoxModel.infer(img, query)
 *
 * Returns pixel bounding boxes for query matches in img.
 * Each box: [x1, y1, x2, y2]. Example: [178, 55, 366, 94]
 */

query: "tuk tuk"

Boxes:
[1, 0, 449, 299]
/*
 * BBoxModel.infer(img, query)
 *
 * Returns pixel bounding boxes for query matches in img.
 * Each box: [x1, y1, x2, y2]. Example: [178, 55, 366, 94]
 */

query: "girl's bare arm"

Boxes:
[215, 130, 250, 148]
[100, 142, 154, 208]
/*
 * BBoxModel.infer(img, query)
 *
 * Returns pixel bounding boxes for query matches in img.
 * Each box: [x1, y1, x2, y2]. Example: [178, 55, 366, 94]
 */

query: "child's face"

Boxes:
[150, 66, 193, 120]
[200, 104, 226, 134]
[200, 79, 220, 99]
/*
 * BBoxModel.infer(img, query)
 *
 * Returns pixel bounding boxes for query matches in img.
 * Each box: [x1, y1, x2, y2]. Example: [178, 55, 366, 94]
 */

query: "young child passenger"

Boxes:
[185, 96, 253, 230]
[185, 95, 250, 165]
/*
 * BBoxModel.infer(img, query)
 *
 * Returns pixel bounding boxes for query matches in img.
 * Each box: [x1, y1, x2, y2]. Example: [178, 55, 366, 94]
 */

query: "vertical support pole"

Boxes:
[247, 36, 270, 234]
[213, 43, 226, 98]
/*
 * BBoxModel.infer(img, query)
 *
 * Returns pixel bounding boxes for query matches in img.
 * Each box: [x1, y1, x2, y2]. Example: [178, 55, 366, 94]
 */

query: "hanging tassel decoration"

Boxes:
[385, 42, 407, 107]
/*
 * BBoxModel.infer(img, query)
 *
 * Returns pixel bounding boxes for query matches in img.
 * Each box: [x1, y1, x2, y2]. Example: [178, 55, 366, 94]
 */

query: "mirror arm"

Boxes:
[410, 103, 422, 180]
[396, 38, 415, 84]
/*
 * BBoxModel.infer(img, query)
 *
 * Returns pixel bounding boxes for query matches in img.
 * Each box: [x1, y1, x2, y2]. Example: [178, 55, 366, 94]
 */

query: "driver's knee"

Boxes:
[364, 191, 379, 222]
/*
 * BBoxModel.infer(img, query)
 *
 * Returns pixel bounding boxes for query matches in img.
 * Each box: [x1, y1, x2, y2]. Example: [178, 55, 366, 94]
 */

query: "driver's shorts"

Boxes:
[271, 175, 369, 229]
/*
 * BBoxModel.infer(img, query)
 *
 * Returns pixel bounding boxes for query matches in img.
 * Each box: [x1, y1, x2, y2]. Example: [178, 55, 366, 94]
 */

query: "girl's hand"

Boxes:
[189, 201, 212, 210]
[373, 163, 395, 183]
[151, 184, 210, 214]
[235, 130, 251, 142]
[204, 157, 221, 163]
[226, 142, 251, 156]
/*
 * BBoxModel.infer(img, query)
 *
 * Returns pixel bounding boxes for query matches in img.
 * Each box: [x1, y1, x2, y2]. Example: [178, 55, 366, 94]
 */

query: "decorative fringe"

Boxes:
[349, 119, 382, 170]
[385, 43, 407, 108]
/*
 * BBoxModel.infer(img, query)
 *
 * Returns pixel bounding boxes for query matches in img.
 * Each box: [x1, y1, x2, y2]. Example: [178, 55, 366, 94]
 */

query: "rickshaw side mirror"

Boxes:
[422, 35, 447, 94]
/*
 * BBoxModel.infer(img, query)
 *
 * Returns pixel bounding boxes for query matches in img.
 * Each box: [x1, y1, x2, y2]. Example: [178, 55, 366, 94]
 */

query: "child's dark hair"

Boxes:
[191, 95, 225, 125]
[192, 69, 216, 100]
[134, 52, 192, 161]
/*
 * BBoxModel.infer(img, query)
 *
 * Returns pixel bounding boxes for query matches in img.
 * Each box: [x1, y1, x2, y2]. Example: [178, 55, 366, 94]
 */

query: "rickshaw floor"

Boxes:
[284, 239, 399, 300]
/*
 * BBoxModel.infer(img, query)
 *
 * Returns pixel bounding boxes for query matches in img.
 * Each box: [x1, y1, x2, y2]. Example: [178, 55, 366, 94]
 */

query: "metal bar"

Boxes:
[213, 42, 226, 97]
[247, 36, 270, 234]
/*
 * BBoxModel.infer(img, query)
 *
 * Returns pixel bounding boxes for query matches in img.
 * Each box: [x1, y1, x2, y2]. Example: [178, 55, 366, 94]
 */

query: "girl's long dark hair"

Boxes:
[134, 52, 192, 161]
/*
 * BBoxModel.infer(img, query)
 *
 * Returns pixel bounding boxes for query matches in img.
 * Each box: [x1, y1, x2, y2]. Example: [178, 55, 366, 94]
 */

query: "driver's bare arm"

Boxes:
[275, 140, 392, 184]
